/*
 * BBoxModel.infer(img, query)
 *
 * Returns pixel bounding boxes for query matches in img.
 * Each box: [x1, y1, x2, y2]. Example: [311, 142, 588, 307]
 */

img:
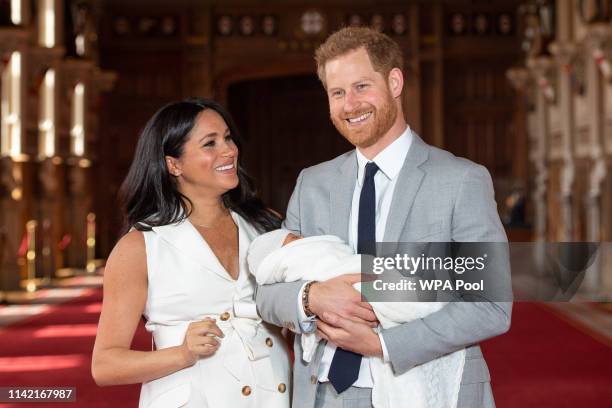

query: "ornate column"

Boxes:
[549, 41, 578, 241]
[527, 56, 555, 241]
[582, 24, 612, 292]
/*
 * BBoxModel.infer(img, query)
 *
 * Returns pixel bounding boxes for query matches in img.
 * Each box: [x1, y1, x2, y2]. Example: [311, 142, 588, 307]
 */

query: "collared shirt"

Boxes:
[297, 125, 413, 387]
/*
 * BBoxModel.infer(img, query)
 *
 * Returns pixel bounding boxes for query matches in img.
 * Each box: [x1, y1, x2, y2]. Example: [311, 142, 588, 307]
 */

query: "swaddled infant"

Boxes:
[247, 229, 466, 408]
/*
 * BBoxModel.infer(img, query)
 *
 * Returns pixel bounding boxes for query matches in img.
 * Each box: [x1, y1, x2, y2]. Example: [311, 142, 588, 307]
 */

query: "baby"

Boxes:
[248, 229, 466, 408]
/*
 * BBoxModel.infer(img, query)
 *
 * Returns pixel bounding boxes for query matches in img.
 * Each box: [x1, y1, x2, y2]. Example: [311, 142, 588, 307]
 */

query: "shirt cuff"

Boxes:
[297, 282, 317, 333]
[378, 331, 390, 363]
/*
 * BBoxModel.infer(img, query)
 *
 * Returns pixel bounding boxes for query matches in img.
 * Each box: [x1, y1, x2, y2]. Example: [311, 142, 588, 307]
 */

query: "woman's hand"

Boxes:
[181, 318, 225, 365]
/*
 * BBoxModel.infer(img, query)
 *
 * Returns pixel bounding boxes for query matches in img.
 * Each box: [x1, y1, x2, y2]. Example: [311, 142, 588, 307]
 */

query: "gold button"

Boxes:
[310, 375, 317, 384]
[242, 385, 251, 396]
[220, 312, 230, 321]
[265, 337, 273, 347]
[278, 383, 286, 393]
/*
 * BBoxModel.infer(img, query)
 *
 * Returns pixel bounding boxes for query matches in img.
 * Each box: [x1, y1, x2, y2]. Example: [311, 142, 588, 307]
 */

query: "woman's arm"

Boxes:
[91, 231, 222, 386]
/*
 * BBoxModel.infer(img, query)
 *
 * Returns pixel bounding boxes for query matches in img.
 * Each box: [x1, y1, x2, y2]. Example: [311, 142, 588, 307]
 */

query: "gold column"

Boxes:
[86, 212, 96, 274]
[23, 220, 37, 293]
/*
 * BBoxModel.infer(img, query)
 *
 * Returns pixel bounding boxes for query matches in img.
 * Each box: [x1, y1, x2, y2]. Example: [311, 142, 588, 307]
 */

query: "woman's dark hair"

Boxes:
[119, 98, 281, 234]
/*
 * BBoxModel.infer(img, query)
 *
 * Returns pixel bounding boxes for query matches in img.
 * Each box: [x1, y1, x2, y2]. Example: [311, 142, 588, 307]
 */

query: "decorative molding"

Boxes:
[586, 24, 612, 80]
[506, 67, 531, 92]
[527, 56, 556, 103]
[300, 10, 325, 36]
[238, 15, 255, 37]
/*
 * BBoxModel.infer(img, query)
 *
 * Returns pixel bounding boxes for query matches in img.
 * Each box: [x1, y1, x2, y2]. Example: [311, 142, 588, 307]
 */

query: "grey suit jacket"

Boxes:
[256, 132, 512, 408]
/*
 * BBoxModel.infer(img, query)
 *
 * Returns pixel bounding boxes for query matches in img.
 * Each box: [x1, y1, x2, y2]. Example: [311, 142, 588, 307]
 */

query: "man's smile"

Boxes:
[345, 111, 372, 126]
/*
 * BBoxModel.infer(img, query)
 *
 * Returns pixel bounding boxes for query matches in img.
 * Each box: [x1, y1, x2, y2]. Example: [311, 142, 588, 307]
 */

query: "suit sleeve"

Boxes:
[255, 171, 308, 332]
[381, 164, 513, 374]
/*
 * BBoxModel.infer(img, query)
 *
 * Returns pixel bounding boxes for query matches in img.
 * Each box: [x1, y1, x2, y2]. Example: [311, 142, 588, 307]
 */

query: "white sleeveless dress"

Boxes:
[138, 211, 291, 408]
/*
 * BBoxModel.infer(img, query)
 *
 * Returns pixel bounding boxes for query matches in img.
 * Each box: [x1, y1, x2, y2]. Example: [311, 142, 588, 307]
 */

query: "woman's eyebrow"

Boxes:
[198, 128, 230, 143]
[199, 132, 217, 142]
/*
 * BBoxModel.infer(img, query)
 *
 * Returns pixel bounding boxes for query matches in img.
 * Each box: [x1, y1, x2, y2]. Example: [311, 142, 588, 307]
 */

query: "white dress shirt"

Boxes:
[297, 126, 413, 387]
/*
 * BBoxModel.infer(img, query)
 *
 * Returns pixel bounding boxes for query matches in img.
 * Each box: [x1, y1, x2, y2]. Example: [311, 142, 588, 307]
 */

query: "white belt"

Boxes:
[151, 314, 269, 361]
[149, 313, 283, 391]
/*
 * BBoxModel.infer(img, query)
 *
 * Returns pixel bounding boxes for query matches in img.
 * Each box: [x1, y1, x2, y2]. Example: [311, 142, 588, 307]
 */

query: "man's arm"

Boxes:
[255, 280, 307, 332]
[381, 164, 512, 375]
[255, 170, 377, 333]
[255, 171, 306, 332]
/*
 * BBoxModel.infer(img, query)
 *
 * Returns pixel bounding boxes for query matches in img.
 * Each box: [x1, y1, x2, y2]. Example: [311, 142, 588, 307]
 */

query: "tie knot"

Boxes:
[364, 162, 379, 180]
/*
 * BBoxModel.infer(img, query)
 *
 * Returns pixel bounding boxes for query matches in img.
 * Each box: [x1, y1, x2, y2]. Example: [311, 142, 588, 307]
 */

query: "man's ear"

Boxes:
[165, 156, 182, 177]
[387, 68, 404, 99]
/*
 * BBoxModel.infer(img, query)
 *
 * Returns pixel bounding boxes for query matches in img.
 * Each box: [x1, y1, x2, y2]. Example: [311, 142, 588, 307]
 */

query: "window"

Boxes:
[11, 0, 22, 25]
[1, 52, 22, 157]
[39, 0, 55, 48]
[70, 83, 85, 156]
[38, 69, 55, 158]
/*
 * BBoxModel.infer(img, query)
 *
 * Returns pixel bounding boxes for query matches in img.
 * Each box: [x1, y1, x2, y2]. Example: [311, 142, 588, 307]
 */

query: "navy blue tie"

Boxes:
[328, 161, 379, 394]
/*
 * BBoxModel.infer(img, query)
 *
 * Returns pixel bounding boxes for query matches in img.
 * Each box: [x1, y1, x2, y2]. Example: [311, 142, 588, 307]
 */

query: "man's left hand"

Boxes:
[316, 311, 383, 357]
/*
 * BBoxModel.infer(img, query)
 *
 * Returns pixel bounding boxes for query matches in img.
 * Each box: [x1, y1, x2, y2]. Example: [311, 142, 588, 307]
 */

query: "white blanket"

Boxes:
[248, 232, 465, 408]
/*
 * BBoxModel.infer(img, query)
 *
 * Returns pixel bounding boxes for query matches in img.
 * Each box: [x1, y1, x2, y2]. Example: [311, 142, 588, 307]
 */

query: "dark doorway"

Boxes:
[228, 75, 352, 215]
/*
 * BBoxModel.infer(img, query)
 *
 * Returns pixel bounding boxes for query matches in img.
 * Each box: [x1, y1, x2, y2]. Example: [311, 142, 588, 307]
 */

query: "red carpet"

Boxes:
[482, 303, 612, 408]
[0, 288, 148, 408]
[0, 290, 610, 407]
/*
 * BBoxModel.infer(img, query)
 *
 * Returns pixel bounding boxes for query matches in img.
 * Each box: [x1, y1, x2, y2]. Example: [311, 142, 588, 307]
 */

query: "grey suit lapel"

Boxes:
[383, 133, 430, 243]
[329, 152, 357, 241]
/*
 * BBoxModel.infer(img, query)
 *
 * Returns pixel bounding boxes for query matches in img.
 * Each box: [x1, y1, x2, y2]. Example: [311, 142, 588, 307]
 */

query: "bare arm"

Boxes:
[91, 231, 222, 386]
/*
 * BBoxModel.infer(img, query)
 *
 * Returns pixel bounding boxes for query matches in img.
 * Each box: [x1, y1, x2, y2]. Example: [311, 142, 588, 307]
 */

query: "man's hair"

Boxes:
[315, 27, 404, 88]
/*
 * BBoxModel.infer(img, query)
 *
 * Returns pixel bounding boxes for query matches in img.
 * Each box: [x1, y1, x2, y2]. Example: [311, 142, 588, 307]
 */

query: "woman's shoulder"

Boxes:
[104, 230, 147, 281]
[108, 230, 146, 263]
[119, 229, 145, 246]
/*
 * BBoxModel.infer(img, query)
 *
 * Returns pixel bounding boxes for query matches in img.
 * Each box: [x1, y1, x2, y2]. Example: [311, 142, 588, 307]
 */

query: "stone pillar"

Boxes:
[583, 24, 611, 292]
[527, 57, 555, 242]
[550, 42, 578, 241]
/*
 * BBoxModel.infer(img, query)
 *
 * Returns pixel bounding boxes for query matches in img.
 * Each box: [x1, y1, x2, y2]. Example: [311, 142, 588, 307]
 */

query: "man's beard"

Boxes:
[331, 94, 397, 149]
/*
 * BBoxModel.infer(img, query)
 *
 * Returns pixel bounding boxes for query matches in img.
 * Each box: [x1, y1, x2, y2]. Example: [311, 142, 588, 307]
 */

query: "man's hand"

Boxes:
[308, 274, 377, 327]
[316, 311, 383, 357]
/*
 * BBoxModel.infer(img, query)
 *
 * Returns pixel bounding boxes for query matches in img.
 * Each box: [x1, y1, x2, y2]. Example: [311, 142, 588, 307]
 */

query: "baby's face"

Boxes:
[282, 233, 303, 246]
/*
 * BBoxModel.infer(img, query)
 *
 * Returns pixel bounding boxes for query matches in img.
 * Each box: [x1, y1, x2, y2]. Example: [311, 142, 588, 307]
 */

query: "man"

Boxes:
[256, 27, 512, 408]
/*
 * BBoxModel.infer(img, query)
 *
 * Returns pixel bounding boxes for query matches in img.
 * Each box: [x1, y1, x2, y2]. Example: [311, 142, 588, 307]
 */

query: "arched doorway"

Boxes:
[227, 74, 352, 215]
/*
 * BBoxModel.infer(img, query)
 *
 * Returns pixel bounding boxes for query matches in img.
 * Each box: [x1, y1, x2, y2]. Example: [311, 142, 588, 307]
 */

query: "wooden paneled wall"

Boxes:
[97, 0, 524, 252]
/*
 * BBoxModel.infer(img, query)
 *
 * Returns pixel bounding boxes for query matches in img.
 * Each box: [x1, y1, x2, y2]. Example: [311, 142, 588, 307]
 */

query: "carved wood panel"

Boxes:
[444, 59, 517, 191]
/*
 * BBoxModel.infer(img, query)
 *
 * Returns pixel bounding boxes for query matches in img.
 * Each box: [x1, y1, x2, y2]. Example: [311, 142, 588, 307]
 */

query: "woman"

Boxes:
[92, 98, 291, 408]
